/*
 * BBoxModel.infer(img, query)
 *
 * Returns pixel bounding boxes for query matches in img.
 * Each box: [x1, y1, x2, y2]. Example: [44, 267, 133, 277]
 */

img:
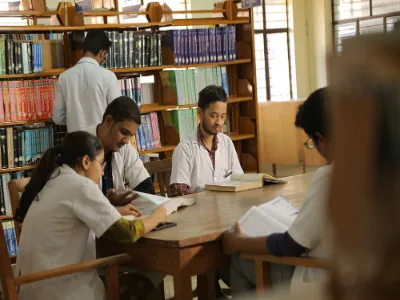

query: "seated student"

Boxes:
[170, 85, 243, 197]
[222, 88, 333, 296]
[15, 131, 166, 300]
[85, 96, 155, 207]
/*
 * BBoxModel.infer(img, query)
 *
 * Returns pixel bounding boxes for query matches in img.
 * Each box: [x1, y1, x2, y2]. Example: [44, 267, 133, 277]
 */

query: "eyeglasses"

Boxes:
[304, 138, 315, 150]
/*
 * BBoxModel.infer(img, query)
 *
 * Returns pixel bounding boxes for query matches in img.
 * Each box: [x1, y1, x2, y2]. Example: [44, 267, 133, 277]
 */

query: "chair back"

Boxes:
[0, 222, 18, 300]
[143, 159, 172, 197]
[8, 178, 30, 241]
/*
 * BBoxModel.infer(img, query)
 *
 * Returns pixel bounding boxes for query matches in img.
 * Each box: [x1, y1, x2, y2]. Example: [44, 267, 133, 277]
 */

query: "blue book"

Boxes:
[198, 29, 203, 64]
[145, 114, 155, 149]
[216, 27, 223, 62]
[135, 132, 141, 152]
[194, 30, 199, 64]
[220, 66, 229, 95]
[142, 115, 151, 150]
[204, 29, 210, 63]
[6, 221, 15, 256]
[183, 30, 189, 65]
[138, 118, 147, 151]
[230, 26, 236, 60]
[172, 30, 179, 65]
[21, 131, 25, 166]
[221, 27, 227, 62]
[188, 30, 193, 65]
[209, 28, 217, 63]
[10, 221, 17, 255]
[39, 43, 42, 72]
[32, 44, 37, 73]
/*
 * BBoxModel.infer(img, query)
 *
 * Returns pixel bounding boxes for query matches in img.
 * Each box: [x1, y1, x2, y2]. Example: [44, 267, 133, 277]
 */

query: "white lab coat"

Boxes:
[86, 125, 150, 192]
[170, 132, 244, 193]
[53, 57, 121, 132]
[15, 165, 121, 300]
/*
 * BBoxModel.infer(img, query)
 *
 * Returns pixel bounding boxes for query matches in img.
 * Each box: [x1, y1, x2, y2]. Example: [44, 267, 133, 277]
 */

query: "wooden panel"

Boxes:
[258, 101, 303, 165]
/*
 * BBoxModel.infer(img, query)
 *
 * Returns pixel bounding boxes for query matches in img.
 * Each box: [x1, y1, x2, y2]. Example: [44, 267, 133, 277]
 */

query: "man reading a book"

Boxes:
[85, 96, 156, 208]
[169, 85, 244, 197]
[222, 88, 333, 295]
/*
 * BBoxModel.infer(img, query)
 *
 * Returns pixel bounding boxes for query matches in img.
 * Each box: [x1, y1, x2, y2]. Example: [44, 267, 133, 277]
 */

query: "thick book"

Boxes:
[123, 191, 196, 220]
[204, 173, 285, 192]
[236, 195, 298, 237]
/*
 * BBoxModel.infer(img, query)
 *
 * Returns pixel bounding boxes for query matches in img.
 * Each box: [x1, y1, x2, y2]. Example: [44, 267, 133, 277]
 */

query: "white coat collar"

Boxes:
[77, 57, 100, 66]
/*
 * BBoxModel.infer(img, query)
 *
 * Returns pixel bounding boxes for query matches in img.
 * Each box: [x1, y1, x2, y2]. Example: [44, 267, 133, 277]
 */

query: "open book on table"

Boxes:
[204, 173, 286, 192]
[237, 195, 298, 237]
[122, 191, 196, 221]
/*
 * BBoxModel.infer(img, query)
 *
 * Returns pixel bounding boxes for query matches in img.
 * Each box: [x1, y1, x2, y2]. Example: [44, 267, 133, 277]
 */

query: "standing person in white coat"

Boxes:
[170, 85, 243, 197]
[14, 131, 166, 300]
[53, 29, 121, 132]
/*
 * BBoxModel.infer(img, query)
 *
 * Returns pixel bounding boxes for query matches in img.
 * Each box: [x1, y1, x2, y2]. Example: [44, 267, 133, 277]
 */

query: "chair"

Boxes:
[144, 159, 172, 197]
[8, 178, 30, 241]
[241, 253, 329, 295]
[0, 220, 130, 300]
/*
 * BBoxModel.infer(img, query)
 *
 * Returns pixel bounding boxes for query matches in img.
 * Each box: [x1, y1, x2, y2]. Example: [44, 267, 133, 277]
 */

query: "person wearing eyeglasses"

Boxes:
[222, 87, 333, 296]
[53, 29, 121, 133]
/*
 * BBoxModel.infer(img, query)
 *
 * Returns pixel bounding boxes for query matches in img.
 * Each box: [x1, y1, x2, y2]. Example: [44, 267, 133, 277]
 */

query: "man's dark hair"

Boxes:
[198, 85, 228, 111]
[295, 87, 328, 139]
[102, 96, 141, 125]
[83, 30, 112, 55]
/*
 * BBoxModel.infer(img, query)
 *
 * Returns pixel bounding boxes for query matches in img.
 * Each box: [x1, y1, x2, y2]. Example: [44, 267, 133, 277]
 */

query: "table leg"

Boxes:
[173, 274, 193, 300]
[197, 269, 216, 300]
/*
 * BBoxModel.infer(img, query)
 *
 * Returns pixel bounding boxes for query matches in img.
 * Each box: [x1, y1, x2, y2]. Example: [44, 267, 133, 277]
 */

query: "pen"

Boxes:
[223, 171, 232, 178]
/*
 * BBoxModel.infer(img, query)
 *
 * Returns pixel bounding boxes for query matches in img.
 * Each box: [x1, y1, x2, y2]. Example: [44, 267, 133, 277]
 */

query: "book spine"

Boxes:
[6, 127, 14, 168]
[138, 121, 147, 151]
[13, 128, 18, 168]
[0, 177, 4, 215]
[0, 82, 4, 122]
[157, 33, 162, 66]
[129, 31, 134, 68]
[0, 128, 7, 169]
[8, 81, 17, 121]
[123, 31, 128, 68]
[145, 114, 155, 149]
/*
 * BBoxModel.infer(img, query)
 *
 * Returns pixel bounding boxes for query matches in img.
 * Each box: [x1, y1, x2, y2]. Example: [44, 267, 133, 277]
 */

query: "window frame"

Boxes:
[254, 0, 293, 101]
[332, 0, 400, 52]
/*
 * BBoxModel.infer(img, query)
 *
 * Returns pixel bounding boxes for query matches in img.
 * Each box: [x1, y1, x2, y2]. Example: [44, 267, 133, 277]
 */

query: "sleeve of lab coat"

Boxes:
[73, 182, 121, 238]
[106, 73, 122, 104]
[170, 142, 192, 186]
[229, 139, 244, 174]
[123, 145, 151, 189]
[53, 76, 66, 125]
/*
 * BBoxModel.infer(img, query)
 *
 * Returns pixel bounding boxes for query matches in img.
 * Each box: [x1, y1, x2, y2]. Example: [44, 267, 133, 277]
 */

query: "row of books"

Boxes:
[0, 78, 57, 122]
[104, 31, 162, 69]
[131, 112, 161, 152]
[163, 109, 198, 142]
[2, 220, 18, 256]
[160, 66, 229, 105]
[163, 27, 236, 65]
[119, 77, 141, 107]
[0, 126, 54, 169]
[0, 33, 64, 41]
[0, 39, 44, 75]
[0, 171, 23, 216]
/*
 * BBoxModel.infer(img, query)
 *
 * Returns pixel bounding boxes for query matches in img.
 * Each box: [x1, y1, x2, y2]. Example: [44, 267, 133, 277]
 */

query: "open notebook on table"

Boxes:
[237, 195, 298, 237]
[204, 173, 286, 192]
[122, 191, 196, 221]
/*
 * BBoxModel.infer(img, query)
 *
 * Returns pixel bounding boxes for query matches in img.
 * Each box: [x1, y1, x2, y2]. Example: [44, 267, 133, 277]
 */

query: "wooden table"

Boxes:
[96, 174, 312, 300]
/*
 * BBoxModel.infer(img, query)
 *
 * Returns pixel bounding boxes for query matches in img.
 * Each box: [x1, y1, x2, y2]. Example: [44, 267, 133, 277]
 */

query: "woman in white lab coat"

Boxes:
[15, 131, 166, 300]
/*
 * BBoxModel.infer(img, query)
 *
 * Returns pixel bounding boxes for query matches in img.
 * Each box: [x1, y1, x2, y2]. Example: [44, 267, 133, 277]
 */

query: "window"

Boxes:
[333, 0, 400, 53]
[254, 0, 296, 102]
[0, 1, 28, 26]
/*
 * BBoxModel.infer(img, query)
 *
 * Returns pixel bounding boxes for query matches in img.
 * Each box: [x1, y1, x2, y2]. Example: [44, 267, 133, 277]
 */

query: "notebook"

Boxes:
[204, 173, 285, 192]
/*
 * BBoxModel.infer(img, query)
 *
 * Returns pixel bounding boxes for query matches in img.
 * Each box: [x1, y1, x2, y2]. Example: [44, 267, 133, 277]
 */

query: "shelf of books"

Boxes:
[0, 0, 259, 225]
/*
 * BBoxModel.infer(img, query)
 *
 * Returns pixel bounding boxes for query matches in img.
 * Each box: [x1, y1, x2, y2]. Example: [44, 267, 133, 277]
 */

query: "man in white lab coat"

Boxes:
[85, 96, 155, 207]
[53, 30, 121, 132]
[170, 85, 244, 197]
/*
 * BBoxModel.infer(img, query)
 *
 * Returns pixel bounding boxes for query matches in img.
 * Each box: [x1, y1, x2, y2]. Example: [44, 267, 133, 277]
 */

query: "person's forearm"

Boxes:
[102, 218, 144, 243]
[141, 214, 162, 234]
[234, 236, 269, 254]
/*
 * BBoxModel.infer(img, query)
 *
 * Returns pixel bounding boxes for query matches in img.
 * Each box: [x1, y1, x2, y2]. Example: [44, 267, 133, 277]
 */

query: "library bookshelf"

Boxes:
[0, 0, 260, 232]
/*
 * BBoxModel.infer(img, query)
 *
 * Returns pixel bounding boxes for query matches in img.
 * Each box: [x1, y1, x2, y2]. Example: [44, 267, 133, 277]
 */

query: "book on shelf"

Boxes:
[0, 125, 54, 170]
[236, 195, 298, 237]
[123, 191, 196, 220]
[103, 31, 162, 69]
[131, 112, 161, 152]
[0, 34, 64, 75]
[2, 220, 18, 256]
[162, 109, 198, 142]
[118, 77, 142, 106]
[160, 66, 229, 105]
[0, 78, 57, 122]
[204, 173, 285, 192]
[162, 26, 236, 66]
[0, 171, 23, 217]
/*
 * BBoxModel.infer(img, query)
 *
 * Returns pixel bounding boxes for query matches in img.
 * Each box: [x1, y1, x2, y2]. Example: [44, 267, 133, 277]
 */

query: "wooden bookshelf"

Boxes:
[0, 165, 37, 174]
[139, 145, 176, 155]
[0, 215, 13, 221]
[171, 59, 251, 69]
[230, 134, 256, 141]
[0, 69, 66, 79]
[0, 119, 52, 126]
